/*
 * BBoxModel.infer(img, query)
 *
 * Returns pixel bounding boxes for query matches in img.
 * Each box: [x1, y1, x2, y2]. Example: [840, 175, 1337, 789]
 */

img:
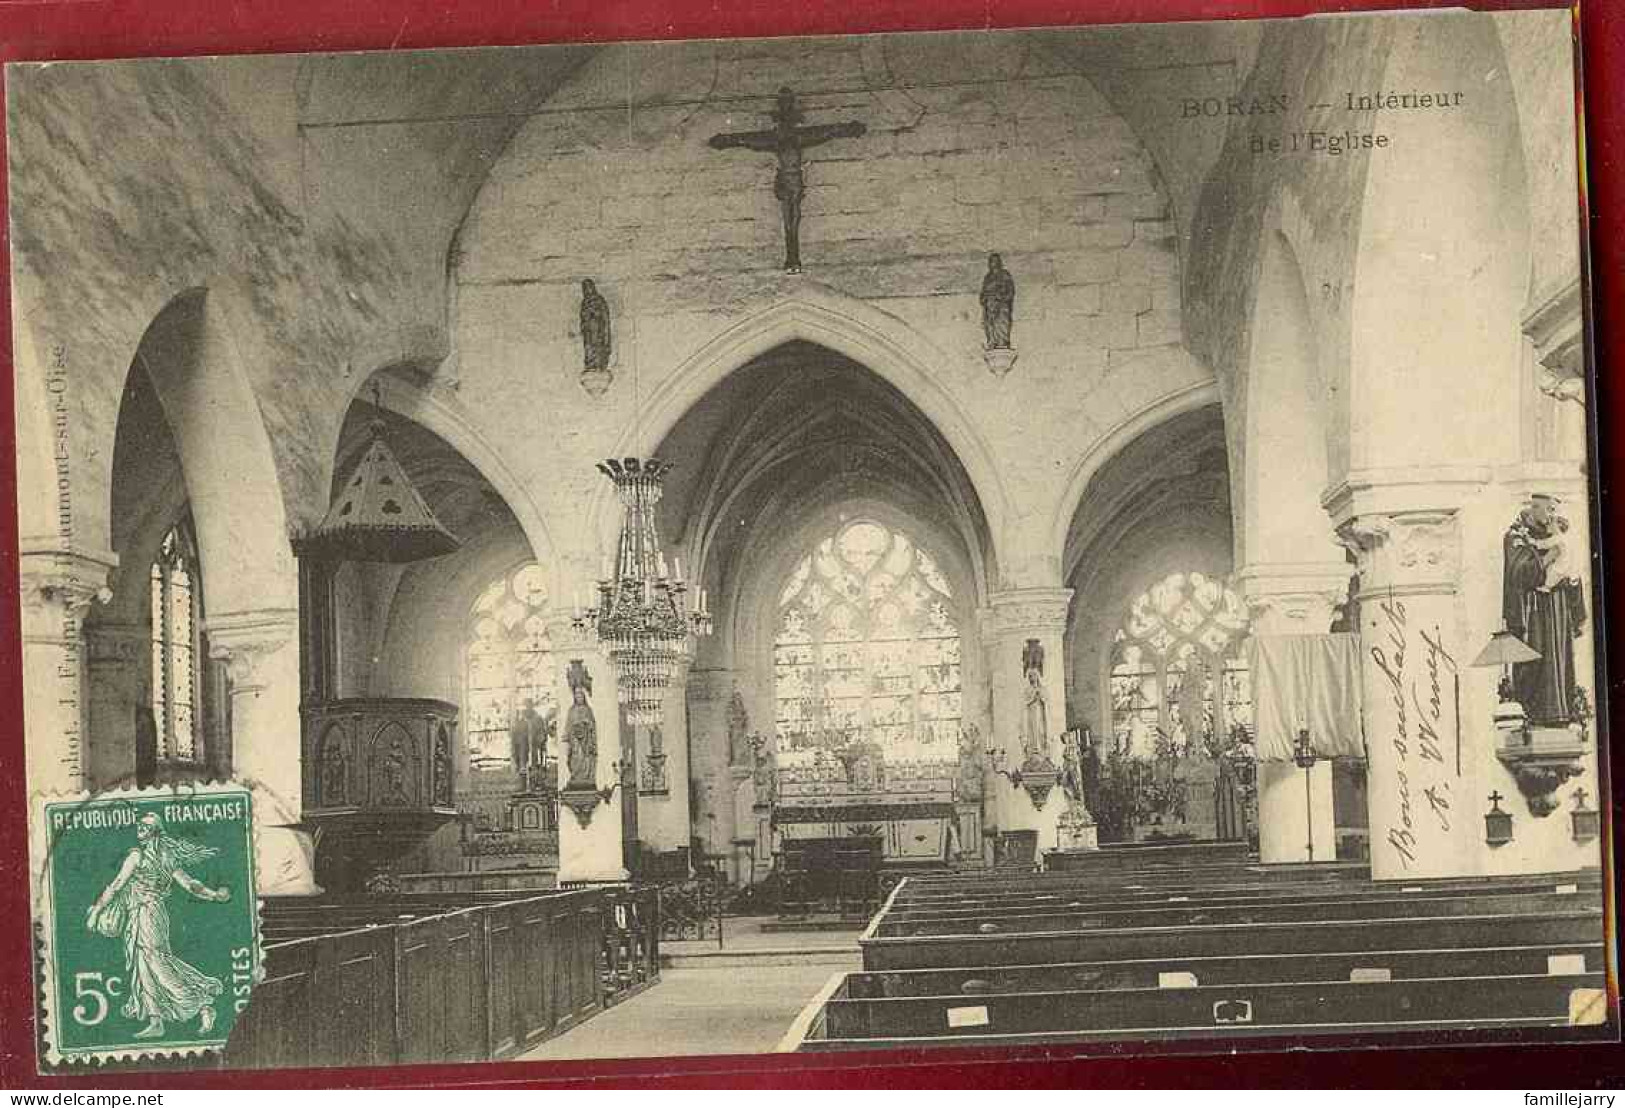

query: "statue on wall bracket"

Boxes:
[559, 659, 609, 828]
[578, 278, 613, 398]
[1494, 493, 1592, 817]
[1015, 638, 1060, 809]
[981, 253, 1018, 376]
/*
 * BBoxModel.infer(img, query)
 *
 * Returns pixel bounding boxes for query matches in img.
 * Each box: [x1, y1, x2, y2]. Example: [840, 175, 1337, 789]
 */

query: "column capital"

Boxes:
[1523, 277, 1584, 387]
[206, 607, 298, 691]
[1334, 509, 1460, 595]
[19, 546, 117, 630]
[979, 587, 1074, 640]
[1235, 562, 1351, 635]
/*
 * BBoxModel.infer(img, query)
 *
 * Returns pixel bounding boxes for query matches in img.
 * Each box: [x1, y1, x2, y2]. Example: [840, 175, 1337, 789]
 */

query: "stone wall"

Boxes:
[451, 32, 1210, 593]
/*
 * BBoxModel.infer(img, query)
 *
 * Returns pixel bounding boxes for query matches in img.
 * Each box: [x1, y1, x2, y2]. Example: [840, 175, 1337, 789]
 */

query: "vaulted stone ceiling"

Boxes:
[652, 341, 994, 606]
[283, 24, 1263, 368]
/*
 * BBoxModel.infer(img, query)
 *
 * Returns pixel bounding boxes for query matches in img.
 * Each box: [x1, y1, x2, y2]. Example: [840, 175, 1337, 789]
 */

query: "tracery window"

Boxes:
[1107, 571, 1252, 759]
[464, 563, 557, 771]
[149, 521, 206, 767]
[773, 520, 962, 765]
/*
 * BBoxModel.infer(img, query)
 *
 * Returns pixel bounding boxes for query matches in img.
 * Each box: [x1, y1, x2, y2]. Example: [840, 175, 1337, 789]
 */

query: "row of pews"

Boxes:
[781, 848, 1608, 1051]
[224, 885, 659, 1069]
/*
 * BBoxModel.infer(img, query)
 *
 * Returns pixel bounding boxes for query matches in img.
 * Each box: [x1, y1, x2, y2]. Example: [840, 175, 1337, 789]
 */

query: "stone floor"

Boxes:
[517, 918, 859, 1060]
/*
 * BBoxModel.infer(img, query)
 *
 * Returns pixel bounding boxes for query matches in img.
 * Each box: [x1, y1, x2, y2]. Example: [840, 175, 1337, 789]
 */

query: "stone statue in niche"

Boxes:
[750, 734, 777, 809]
[980, 253, 1015, 350]
[578, 279, 613, 397]
[564, 660, 599, 791]
[1020, 638, 1049, 758]
[1502, 493, 1587, 725]
[579, 279, 611, 370]
[727, 691, 751, 767]
[956, 724, 984, 802]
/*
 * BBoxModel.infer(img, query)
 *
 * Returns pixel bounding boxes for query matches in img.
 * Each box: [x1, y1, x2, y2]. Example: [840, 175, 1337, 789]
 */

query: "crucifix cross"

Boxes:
[1487, 790, 1505, 810]
[1573, 787, 1590, 809]
[708, 87, 866, 273]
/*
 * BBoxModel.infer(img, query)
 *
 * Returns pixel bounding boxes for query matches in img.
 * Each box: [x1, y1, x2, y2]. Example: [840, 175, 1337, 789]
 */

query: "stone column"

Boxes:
[1334, 508, 1476, 880]
[19, 546, 115, 798]
[1238, 567, 1348, 864]
[206, 607, 320, 895]
[84, 619, 149, 790]
[636, 659, 692, 862]
[684, 667, 736, 875]
[980, 588, 1072, 857]
[551, 617, 630, 884]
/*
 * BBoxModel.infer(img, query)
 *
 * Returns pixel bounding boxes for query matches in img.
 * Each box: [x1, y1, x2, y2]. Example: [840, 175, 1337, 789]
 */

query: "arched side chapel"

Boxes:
[12, 12, 1597, 896]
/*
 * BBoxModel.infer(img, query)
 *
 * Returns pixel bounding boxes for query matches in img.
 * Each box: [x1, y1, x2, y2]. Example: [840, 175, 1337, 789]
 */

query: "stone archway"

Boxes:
[585, 289, 1012, 578]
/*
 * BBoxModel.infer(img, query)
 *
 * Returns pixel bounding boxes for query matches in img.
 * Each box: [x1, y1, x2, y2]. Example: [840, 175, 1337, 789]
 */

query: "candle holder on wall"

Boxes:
[987, 746, 1060, 810]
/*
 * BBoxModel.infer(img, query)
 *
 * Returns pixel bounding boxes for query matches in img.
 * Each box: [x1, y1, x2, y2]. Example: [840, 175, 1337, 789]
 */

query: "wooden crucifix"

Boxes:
[708, 87, 866, 273]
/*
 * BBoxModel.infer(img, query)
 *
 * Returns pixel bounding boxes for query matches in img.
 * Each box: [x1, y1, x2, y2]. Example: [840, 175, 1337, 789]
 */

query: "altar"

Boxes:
[771, 742, 958, 866]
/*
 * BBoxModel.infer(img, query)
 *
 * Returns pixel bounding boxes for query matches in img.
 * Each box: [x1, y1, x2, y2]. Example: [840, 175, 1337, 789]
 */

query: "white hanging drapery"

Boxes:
[1246, 633, 1365, 762]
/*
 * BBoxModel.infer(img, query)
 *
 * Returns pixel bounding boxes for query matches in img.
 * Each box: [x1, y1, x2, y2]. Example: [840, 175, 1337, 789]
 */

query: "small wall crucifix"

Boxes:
[707, 87, 866, 273]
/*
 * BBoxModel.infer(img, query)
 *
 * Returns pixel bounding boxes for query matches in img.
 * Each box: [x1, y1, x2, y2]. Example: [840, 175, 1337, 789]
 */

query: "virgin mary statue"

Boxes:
[85, 813, 231, 1038]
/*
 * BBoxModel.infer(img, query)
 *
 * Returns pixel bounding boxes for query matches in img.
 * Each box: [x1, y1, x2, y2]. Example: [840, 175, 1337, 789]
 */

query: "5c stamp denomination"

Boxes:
[33, 785, 262, 1065]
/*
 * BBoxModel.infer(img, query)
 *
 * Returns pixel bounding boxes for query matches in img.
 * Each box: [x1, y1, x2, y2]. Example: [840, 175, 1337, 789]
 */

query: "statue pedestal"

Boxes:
[984, 348, 1019, 376]
[1057, 802, 1099, 852]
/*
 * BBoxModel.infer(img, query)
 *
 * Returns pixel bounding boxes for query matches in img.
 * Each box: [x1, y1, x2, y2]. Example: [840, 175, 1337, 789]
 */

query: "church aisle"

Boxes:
[517, 963, 852, 1061]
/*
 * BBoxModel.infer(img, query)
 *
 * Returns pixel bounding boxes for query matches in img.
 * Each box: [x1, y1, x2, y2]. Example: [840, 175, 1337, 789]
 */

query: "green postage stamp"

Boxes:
[32, 784, 262, 1065]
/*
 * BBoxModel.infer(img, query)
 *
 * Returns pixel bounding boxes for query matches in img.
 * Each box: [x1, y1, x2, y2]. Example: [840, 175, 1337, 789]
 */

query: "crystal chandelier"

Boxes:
[573, 458, 713, 726]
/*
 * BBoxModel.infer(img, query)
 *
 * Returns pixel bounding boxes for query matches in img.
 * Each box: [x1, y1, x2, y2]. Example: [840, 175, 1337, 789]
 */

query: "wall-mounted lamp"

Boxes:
[1472, 627, 1541, 731]
[1484, 791, 1514, 847]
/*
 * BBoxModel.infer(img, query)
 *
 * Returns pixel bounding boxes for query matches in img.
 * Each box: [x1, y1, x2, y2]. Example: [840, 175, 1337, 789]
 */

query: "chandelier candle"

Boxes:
[574, 458, 713, 726]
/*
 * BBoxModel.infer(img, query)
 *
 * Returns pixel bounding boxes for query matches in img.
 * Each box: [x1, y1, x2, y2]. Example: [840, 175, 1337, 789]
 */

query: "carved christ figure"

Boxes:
[708, 88, 866, 273]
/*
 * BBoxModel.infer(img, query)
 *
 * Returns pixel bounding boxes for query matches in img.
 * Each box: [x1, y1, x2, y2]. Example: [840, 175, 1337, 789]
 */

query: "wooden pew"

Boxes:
[877, 877, 1599, 929]
[859, 907, 1604, 971]
[787, 970, 1605, 1050]
[843, 942, 1609, 997]
[882, 875, 1600, 920]
[225, 888, 609, 1069]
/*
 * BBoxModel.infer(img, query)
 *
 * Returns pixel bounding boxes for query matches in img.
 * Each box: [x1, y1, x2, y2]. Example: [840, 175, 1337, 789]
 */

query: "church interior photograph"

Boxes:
[9, 4, 1612, 1071]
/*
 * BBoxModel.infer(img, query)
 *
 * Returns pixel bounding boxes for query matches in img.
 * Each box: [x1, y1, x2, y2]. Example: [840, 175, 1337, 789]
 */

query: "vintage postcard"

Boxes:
[8, 2, 1613, 1076]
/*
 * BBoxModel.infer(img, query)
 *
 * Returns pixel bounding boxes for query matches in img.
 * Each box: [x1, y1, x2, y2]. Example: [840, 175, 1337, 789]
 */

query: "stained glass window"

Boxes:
[1108, 571, 1251, 759]
[149, 522, 204, 765]
[774, 520, 962, 765]
[464, 563, 557, 771]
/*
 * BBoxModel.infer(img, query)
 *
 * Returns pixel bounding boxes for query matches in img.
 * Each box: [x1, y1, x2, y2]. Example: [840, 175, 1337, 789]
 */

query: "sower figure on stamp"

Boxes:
[85, 813, 230, 1039]
[708, 87, 866, 273]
